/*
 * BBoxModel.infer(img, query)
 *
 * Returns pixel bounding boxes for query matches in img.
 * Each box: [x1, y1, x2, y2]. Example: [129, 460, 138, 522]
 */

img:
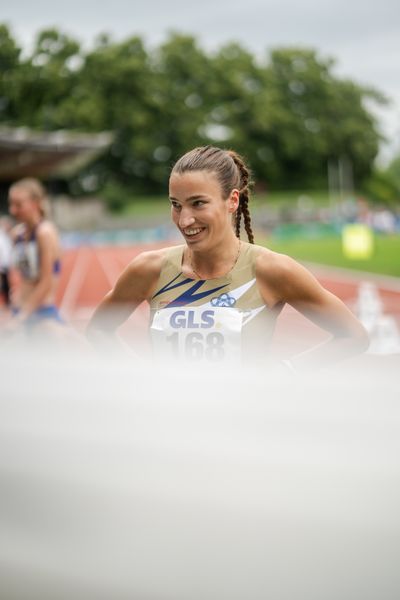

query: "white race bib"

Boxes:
[151, 306, 243, 363]
[13, 241, 39, 280]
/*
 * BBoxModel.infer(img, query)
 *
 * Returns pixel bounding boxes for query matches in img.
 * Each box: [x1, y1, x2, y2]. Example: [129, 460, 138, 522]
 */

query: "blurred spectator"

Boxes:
[0, 216, 13, 307]
[355, 197, 373, 227]
[355, 197, 398, 234]
[6, 178, 64, 337]
[371, 206, 397, 234]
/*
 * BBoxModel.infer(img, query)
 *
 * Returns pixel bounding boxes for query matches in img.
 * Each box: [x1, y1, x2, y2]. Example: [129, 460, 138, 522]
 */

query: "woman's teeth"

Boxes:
[185, 228, 203, 236]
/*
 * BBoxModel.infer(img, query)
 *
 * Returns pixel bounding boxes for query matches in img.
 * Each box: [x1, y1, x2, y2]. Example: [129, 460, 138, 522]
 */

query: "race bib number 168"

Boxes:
[151, 306, 243, 363]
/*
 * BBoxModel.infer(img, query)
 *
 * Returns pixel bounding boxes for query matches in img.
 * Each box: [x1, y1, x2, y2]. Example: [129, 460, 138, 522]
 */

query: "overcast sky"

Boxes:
[2, 0, 400, 163]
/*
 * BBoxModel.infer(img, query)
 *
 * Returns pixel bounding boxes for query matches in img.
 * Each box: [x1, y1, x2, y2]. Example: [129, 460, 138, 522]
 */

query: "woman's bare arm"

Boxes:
[87, 249, 164, 344]
[257, 249, 369, 370]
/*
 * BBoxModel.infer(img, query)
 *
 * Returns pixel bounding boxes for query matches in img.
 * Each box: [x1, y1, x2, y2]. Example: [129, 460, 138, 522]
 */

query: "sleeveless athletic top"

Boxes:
[149, 242, 280, 364]
[13, 224, 61, 281]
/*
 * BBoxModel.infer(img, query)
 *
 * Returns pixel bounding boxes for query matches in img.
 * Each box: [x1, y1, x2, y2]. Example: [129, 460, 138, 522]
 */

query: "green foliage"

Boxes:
[12, 28, 82, 129]
[101, 178, 133, 212]
[385, 154, 400, 191]
[0, 24, 386, 196]
[362, 169, 400, 205]
[0, 24, 22, 120]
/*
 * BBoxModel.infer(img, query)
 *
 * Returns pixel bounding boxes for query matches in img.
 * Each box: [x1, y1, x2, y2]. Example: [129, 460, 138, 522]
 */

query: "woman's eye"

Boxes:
[194, 200, 205, 207]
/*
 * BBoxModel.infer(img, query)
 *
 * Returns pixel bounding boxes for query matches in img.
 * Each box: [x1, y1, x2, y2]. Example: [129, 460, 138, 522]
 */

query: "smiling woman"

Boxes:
[88, 145, 369, 369]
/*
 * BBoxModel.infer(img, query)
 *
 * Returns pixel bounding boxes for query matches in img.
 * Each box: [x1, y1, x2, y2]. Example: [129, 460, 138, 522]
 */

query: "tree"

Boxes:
[252, 48, 385, 188]
[12, 28, 82, 129]
[0, 25, 387, 197]
[0, 24, 22, 122]
[385, 154, 400, 191]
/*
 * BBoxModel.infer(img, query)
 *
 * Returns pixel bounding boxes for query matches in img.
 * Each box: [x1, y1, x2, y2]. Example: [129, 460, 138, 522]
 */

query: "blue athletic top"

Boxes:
[13, 223, 61, 281]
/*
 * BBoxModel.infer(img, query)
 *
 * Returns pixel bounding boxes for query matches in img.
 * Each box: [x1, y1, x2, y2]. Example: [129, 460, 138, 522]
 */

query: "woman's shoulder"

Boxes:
[127, 245, 182, 273]
[31, 222, 61, 260]
[254, 244, 327, 305]
[36, 219, 58, 238]
[254, 244, 310, 295]
[113, 245, 183, 301]
[253, 244, 297, 276]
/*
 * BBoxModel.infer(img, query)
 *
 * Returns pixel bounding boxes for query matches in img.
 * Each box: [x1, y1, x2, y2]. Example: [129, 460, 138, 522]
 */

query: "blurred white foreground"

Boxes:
[0, 344, 399, 600]
[355, 280, 400, 354]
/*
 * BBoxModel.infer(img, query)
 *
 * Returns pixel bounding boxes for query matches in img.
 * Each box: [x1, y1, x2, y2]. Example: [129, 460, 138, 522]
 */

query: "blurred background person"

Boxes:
[0, 216, 13, 308]
[5, 178, 64, 338]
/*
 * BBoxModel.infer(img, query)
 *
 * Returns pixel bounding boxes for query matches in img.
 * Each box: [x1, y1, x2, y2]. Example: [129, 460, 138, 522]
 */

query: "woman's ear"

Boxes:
[228, 189, 240, 213]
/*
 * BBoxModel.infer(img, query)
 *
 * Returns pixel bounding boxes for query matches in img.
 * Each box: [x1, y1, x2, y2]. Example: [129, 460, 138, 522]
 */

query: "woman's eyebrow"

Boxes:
[169, 195, 206, 202]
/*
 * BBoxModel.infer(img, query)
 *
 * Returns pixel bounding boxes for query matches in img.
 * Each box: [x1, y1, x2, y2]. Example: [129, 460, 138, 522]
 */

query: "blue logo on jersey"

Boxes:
[152, 274, 227, 308]
[170, 310, 215, 329]
[211, 293, 236, 307]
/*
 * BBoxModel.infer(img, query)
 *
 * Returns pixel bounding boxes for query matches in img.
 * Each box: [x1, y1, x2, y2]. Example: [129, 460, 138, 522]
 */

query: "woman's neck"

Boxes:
[24, 215, 42, 231]
[187, 235, 242, 279]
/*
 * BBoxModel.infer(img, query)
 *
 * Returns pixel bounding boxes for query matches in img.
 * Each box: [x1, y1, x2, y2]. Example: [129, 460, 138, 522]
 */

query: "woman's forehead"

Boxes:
[169, 170, 221, 196]
[9, 186, 32, 201]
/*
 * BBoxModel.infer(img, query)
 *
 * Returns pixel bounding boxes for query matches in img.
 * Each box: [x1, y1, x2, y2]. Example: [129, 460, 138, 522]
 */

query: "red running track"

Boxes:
[54, 243, 400, 361]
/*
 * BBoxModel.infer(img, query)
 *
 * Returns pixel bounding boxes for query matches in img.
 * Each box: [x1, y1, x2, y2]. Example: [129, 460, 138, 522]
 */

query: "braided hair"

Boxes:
[171, 145, 254, 243]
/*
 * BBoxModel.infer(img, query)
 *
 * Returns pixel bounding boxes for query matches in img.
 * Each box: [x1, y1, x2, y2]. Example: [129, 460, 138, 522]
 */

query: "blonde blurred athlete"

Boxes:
[6, 178, 64, 338]
[88, 146, 368, 368]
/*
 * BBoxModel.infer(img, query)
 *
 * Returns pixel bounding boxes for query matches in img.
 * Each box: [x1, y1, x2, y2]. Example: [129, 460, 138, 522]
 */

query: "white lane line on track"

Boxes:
[60, 247, 92, 317]
[95, 249, 124, 289]
[96, 248, 150, 318]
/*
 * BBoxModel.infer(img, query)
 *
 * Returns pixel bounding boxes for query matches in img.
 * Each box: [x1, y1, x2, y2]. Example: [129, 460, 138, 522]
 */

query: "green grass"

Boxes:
[260, 234, 400, 278]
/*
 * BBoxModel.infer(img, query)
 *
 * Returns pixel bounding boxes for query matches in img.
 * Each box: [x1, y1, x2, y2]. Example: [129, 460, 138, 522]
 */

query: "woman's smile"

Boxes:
[182, 225, 207, 240]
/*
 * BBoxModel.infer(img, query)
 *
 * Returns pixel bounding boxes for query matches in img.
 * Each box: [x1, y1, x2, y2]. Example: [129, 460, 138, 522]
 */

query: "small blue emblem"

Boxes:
[211, 293, 236, 307]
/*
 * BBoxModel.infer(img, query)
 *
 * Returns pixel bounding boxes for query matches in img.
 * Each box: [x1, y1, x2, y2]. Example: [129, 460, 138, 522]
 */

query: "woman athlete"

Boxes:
[88, 146, 368, 369]
[6, 178, 64, 337]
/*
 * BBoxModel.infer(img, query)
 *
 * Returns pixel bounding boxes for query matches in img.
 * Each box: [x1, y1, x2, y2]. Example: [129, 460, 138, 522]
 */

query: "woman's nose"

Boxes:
[179, 209, 195, 229]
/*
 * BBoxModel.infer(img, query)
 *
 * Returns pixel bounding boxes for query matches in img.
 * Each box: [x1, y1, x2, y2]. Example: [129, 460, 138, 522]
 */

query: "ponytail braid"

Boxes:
[227, 150, 254, 244]
[240, 195, 254, 244]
